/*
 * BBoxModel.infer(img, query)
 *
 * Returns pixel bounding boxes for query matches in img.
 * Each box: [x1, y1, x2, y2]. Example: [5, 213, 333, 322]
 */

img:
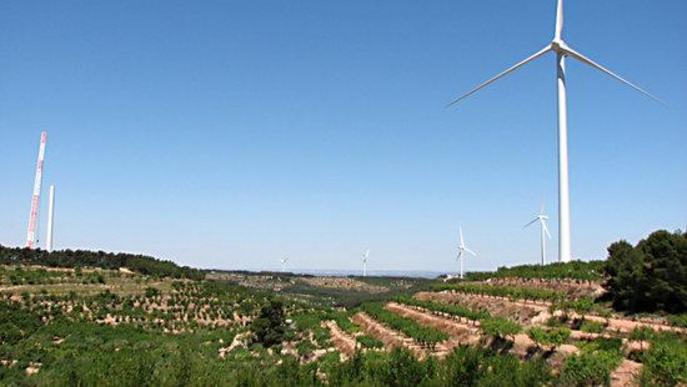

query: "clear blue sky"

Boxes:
[1, 0, 685, 273]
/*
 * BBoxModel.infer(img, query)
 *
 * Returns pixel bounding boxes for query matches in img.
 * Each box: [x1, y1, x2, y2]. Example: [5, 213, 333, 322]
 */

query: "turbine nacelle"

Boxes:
[550, 39, 568, 54]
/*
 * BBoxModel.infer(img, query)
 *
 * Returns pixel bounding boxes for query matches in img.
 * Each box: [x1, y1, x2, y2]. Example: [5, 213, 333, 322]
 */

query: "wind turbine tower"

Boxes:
[280, 257, 288, 273]
[46, 185, 56, 252]
[524, 204, 552, 265]
[448, 0, 660, 262]
[26, 131, 48, 249]
[362, 249, 370, 277]
[457, 227, 477, 279]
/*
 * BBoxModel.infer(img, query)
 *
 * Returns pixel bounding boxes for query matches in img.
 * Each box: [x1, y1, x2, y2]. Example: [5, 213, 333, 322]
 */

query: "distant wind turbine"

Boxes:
[362, 249, 370, 277]
[448, 0, 661, 263]
[524, 203, 552, 265]
[457, 227, 477, 279]
[279, 257, 288, 273]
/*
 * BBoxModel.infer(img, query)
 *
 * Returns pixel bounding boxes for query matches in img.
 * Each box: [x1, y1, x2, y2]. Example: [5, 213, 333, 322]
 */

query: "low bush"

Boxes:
[528, 327, 570, 350]
[357, 335, 383, 349]
[640, 334, 687, 386]
[480, 317, 522, 340]
[557, 350, 622, 387]
[579, 319, 605, 334]
[667, 314, 687, 328]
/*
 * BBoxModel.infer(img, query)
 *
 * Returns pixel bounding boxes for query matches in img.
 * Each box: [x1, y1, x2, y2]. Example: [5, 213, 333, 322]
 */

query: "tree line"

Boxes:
[0, 245, 203, 280]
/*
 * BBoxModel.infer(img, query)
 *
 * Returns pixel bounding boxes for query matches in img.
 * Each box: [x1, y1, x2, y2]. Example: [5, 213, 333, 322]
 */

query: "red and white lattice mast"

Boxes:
[26, 131, 47, 249]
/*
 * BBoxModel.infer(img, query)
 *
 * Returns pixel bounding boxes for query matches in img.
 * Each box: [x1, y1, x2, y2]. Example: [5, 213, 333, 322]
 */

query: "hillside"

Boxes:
[1, 231, 686, 386]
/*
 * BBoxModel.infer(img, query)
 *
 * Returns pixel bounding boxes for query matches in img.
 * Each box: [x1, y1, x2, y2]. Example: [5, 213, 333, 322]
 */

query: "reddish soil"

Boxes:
[610, 359, 642, 387]
[324, 320, 356, 357]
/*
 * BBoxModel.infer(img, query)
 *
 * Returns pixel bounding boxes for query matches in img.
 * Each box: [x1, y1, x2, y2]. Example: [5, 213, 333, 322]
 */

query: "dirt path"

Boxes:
[351, 312, 426, 358]
[610, 359, 642, 387]
[324, 320, 356, 357]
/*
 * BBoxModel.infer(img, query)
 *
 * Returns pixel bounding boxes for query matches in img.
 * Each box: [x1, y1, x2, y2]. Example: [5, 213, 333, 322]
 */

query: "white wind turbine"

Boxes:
[362, 249, 370, 277]
[524, 204, 552, 265]
[457, 227, 477, 279]
[279, 257, 288, 273]
[448, 0, 660, 263]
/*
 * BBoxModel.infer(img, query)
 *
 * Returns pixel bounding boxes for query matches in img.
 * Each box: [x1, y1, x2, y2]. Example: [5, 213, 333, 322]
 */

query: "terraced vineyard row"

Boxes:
[396, 295, 490, 321]
[359, 302, 449, 347]
[433, 282, 566, 302]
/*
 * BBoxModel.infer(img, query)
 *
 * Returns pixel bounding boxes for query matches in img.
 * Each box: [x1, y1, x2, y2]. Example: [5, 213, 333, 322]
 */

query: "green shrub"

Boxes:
[580, 319, 605, 334]
[558, 350, 622, 387]
[480, 317, 522, 340]
[629, 326, 656, 342]
[667, 314, 687, 328]
[251, 300, 286, 348]
[640, 334, 687, 386]
[528, 327, 570, 349]
[357, 335, 383, 349]
[382, 348, 428, 387]
[144, 287, 160, 298]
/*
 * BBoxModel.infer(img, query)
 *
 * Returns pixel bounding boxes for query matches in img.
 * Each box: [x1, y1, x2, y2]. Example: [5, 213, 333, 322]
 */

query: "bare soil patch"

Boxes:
[299, 277, 388, 293]
[610, 359, 642, 387]
[325, 320, 357, 357]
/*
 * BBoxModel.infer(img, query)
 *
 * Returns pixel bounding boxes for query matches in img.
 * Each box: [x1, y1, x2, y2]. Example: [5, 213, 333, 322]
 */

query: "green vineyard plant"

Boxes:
[360, 303, 448, 347]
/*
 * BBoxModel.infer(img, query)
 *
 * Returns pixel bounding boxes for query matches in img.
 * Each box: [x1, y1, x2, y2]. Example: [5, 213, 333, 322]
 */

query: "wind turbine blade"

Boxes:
[523, 218, 539, 229]
[465, 248, 477, 256]
[543, 221, 552, 239]
[459, 227, 464, 246]
[562, 45, 663, 104]
[446, 46, 552, 108]
[555, 0, 564, 40]
[540, 202, 545, 216]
